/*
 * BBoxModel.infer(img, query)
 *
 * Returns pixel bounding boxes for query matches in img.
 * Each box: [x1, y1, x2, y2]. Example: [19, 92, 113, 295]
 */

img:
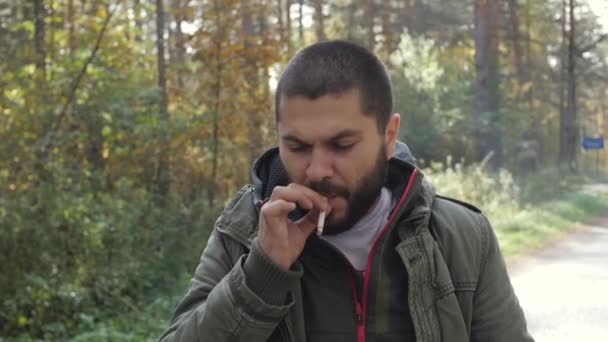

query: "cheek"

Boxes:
[333, 154, 364, 188]
[281, 152, 307, 183]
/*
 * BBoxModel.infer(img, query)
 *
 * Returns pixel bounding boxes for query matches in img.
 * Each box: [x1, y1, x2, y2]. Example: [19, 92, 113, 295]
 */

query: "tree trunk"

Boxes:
[474, 0, 503, 168]
[286, 0, 292, 52]
[402, 0, 413, 33]
[173, 0, 186, 88]
[562, 0, 578, 169]
[68, 0, 76, 55]
[209, 0, 223, 206]
[298, 0, 304, 41]
[382, 0, 393, 52]
[524, 0, 533, 110]
[242, 1, 261, 167]
[134, 0, 143, 42]
[507, 0, 523, 82]
[313, 0, 326, 41]
[33, 0, 46, 77]
[48, 0, 55, 63]
[366, 0, 375, 50]
[258, 7, 271, 114]
[156, 0, 170, 200]
[346, 0, 356, 41]
[87, 115, 105, 174]
[412, 0, 424, 36]
[558, 0, 567, 165]
[277, 0, 284, 44]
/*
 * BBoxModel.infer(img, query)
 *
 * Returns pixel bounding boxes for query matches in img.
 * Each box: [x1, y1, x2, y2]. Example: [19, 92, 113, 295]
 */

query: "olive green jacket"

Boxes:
[159, 143, 534, 342]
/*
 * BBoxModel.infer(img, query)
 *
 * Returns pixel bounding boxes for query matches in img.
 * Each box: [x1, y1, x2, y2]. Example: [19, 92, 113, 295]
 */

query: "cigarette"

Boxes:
[317, 211, 326, 236]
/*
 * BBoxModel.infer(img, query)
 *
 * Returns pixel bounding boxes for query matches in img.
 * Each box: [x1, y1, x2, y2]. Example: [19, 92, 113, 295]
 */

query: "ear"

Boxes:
[384, 113, 400, 159]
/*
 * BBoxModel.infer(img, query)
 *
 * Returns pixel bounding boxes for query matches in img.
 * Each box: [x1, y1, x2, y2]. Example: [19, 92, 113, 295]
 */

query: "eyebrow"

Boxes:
[281, 129, 362, 144]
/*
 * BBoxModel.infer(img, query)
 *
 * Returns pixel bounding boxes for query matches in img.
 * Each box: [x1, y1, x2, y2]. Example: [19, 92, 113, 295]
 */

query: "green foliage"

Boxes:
[423, 157, 520, 222]
[0, 173, 217, 339]
[495, 192, 608, 256]
[424, 160, 608, 257]
[67, 285, 190, 342]
[390, 31, 473, 164]
[516, 166, 587, 203]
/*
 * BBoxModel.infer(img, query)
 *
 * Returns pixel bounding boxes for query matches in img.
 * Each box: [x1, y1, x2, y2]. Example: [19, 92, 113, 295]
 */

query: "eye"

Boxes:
[333, 142, 355, 151]
[287, 143, 311, 152]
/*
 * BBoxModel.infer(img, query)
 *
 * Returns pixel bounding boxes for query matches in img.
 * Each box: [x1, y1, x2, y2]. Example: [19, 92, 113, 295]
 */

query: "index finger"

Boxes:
[271, 183, 330, 213]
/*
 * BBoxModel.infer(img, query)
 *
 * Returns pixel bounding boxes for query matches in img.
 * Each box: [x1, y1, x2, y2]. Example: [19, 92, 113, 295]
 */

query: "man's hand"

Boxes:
[258, 183, 331, 270]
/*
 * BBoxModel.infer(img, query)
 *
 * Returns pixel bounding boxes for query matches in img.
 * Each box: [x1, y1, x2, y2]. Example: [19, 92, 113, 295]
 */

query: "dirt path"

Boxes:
[509, 217, 608, 341]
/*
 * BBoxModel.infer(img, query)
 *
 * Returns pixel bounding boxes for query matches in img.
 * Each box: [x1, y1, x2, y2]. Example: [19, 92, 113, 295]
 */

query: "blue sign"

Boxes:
[582, 137, 604, 150]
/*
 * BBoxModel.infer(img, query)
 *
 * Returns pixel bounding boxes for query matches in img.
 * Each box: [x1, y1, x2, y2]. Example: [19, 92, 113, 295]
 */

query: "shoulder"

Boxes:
[435, 195, 482, 213]
[214, 185, 259, 247]
[431, 195, 488, 240]
[430, 195, 494, 282]
[431, 195, 487, 233]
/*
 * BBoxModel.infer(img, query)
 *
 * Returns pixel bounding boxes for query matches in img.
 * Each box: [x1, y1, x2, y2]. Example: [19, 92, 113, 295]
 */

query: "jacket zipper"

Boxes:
[349, 169, 419, 342]
[349, 272, 365, 341]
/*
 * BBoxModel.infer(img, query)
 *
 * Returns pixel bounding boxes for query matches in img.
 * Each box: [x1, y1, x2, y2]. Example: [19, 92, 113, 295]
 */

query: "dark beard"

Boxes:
[310, 145, 388, 235]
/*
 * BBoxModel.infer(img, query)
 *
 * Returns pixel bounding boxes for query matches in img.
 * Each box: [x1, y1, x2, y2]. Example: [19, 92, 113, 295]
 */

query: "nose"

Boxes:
[305, 147, 334, 183]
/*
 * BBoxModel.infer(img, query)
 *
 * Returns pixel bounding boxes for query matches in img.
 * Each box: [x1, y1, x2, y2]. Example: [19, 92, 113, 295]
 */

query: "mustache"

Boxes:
[309, 180, 350, 198]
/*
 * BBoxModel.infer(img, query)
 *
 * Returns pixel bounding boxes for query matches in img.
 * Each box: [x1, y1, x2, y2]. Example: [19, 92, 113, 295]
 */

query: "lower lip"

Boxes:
[328, 195, 345, 205]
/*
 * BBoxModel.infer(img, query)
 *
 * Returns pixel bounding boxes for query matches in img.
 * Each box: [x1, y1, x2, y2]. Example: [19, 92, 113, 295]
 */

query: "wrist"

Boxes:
[259, 239, 292, 271]
[243, 238, 302, 305]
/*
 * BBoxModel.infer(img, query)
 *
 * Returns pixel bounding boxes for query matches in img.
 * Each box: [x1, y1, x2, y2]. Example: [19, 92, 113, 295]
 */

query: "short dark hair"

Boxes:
[275, 40, 393, 133]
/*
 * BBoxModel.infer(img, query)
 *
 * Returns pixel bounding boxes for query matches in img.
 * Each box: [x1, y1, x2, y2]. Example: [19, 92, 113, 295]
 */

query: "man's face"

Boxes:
[277, 88, 397, 235]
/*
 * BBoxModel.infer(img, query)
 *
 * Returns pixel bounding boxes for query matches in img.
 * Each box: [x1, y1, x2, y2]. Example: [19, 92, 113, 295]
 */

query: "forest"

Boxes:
[1, 0, 607, 340]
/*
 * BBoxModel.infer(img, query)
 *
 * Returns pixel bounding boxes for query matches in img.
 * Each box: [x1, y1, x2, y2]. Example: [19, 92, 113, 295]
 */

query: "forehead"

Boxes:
[277, 89, 377, 138]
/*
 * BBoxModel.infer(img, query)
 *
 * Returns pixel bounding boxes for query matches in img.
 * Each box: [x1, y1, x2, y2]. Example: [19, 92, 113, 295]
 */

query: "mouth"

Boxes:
[310, 181, 349, 199]
[318, 189, 349, 199]
[324, 193, 348, 202]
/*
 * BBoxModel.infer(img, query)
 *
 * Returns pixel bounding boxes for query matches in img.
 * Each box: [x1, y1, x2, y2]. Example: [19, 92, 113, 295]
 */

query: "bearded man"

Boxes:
[160, 40, 534, 342]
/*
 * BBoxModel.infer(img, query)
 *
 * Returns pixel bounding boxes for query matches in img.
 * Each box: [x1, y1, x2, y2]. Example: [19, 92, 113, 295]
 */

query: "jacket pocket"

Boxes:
[435, 290, 470, 342]
[267, 320, 294, 342]
[432, 243, 473, 342]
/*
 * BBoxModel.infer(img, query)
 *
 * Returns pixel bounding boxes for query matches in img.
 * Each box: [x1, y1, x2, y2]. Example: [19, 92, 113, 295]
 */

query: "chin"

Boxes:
[329, 196, 347, 210]
[327, 205, 345, 222]
[326, 212, 348, 229]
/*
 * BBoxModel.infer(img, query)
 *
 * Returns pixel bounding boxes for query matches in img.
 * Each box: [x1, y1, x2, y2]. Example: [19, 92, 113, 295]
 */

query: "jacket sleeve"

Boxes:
[470, 215, 535, 342]
[159, 229, 302, 342]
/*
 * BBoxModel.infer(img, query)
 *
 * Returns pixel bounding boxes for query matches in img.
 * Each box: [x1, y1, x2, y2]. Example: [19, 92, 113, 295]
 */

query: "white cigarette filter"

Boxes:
[317, 211, 326, 236]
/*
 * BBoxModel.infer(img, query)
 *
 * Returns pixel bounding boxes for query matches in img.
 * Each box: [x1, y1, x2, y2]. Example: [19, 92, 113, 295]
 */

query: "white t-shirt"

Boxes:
[321, 187, 392, 271]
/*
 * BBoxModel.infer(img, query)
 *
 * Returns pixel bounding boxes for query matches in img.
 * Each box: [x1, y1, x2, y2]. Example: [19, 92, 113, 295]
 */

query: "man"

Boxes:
[160, 40, 533, 342]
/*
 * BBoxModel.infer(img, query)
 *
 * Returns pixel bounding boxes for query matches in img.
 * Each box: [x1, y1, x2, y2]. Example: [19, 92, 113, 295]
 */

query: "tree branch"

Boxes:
[52, 2, 118, 134]
[577, 34, 608, 56]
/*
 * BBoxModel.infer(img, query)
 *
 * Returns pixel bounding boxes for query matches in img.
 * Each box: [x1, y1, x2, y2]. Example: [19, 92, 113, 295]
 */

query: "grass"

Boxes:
[66, 284, 188, 342]
[1, 288, 187, 342]
[423, 160, 608, 257]
[493, 190, 608, 256]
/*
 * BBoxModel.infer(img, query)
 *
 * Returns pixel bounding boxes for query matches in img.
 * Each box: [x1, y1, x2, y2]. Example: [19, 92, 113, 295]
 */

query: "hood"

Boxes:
[251, 141, 423, 206]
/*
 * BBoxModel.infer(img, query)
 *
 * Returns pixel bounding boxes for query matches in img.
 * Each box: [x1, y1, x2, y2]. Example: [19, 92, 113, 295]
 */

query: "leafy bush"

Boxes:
[516, 166, 586, 203]
[68, 287, 190, 342]
[0, 174, 217, 339]
[390, 31, 473, 164]
[423, 156, 520, 222]
[423, 160, 608, 256]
